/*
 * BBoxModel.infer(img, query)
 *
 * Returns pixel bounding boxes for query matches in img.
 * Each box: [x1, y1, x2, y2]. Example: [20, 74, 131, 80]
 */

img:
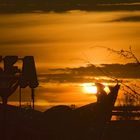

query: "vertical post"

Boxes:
[31, 88, 35, 110]
[2, 99, 8, 140]
[19, 87, 21, 108]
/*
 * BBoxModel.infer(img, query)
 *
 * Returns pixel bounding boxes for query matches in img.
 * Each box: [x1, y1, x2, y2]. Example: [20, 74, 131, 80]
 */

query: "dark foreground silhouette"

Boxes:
[43, 84, 120, 140]
[0, 84, 130, 140]
[0, 56, 139, 140]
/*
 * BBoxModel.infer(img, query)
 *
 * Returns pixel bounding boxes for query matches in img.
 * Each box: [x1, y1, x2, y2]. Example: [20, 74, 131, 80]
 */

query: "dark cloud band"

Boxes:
[0, 0, 140, 13]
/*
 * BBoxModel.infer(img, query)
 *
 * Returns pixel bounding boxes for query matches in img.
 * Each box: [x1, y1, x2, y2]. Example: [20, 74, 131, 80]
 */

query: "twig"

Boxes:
[107, 46, 140, 64]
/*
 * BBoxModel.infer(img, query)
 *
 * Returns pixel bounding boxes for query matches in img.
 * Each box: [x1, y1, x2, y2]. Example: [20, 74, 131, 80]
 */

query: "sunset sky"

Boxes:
[0, 0, 140, 110]
[0, 0, 140, 72]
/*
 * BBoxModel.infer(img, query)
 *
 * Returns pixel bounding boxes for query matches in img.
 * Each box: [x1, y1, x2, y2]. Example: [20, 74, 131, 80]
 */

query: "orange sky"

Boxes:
[0, 11, 140, 71]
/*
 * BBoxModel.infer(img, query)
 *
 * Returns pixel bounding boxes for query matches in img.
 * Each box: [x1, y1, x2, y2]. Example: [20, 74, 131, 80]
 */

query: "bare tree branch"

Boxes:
[107, 46, 140, 64]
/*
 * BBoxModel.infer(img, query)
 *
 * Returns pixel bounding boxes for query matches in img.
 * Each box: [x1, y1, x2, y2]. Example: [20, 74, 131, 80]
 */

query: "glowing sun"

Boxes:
[82, 83, 97, 94]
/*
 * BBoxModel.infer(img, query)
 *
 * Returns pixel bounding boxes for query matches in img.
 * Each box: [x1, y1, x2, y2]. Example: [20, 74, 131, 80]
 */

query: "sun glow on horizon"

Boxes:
[82, 83, 97, 94]
[81, 82, 111, 95]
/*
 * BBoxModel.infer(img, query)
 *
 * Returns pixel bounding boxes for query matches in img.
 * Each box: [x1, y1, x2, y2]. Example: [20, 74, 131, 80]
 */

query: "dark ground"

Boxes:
[0, 104, 140, 140]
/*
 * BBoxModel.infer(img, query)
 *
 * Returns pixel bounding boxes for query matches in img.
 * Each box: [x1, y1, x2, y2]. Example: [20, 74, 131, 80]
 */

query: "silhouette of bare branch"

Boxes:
[107, 46, 140, 64]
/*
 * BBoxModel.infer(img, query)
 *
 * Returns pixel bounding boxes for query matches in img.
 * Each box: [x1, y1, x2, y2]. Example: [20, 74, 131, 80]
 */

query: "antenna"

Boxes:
[0, 56, 39, 109]
[20, 56, 39, 109]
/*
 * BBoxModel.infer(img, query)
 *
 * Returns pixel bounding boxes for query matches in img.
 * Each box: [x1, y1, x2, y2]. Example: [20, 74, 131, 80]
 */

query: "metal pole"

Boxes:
[31, 88, 35, 110]
[19, 87, 22, 108]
